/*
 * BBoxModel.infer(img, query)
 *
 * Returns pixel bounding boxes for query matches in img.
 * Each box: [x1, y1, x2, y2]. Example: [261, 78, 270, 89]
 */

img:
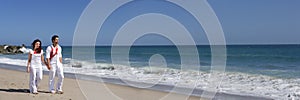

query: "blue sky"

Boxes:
[0, 0, 299, 46]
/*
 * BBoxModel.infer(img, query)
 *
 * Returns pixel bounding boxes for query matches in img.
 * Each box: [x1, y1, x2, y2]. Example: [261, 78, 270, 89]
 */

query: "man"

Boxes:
[46, 35, 64, 94]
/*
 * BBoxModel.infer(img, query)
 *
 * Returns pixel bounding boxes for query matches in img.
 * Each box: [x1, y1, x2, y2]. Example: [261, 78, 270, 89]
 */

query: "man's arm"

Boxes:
[47, 58, 51, 70]
[59, 46, 63, 63]
[46, 46, 51, 70]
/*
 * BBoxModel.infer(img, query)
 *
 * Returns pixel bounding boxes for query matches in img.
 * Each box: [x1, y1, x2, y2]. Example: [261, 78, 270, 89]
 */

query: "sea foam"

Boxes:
[0, 57, 299, 99]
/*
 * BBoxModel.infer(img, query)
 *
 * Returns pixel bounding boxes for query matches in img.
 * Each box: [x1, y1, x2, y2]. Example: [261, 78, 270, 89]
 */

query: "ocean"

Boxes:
[0, 44, 299, 99]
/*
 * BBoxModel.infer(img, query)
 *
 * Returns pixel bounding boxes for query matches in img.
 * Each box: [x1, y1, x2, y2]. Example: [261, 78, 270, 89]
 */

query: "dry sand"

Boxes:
[0, 68, 203, 100]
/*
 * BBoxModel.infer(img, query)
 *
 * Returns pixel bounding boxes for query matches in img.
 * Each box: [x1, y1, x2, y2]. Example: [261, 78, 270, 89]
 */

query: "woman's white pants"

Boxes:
[29, 67, 43, 93]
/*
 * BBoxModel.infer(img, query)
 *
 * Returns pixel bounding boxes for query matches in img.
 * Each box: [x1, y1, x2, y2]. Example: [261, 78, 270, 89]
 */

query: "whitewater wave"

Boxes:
[0, 57, 299, 99]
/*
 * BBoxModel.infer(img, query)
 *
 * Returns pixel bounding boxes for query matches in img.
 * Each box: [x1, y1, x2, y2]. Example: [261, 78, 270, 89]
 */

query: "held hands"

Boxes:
[45, 59, 51, 70]
[47, 65, 51, 70]
[27, 66, 30, 73]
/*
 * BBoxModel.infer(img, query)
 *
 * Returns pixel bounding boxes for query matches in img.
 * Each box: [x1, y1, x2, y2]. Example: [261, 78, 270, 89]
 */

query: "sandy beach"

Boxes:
[0, 67, 204, 100]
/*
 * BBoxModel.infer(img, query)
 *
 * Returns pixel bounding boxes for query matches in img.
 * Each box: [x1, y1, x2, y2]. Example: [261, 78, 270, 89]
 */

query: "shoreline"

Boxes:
[0, 63, 272, 100]
[0, 63, 202, 100]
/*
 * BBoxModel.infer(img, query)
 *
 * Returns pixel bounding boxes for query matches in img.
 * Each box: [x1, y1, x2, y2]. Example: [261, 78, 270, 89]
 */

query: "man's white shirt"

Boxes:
[46, 45, 62, 64]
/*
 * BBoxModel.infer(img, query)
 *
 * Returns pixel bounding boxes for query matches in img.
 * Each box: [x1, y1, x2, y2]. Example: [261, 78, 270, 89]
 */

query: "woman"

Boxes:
[27, 39, 47, 94]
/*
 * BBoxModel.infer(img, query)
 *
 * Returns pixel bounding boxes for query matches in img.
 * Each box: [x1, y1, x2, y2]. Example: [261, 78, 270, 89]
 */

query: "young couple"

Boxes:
[26, 35, 64, 94]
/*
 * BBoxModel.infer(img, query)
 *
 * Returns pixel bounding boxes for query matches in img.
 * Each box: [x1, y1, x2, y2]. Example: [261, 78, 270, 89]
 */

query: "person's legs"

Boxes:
[49, 64, 56, 93]
[36, 67, 43, 90]
[56, 64, 64, 93]
[30, 67, 37, 93]
[29, 68, 33, 93]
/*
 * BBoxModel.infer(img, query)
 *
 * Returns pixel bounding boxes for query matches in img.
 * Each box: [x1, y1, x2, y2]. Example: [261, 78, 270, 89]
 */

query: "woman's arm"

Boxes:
[27, 53, 32, 73]
[41, 54, 47, 66]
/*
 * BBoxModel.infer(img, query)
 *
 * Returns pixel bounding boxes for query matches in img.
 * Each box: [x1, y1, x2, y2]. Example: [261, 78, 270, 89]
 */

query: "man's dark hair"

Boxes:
[51, 35, 59, 42]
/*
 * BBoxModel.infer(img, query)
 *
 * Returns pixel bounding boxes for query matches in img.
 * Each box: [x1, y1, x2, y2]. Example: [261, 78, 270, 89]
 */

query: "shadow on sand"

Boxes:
[0, 88, 29, 93]
[0, 88, 49, 94]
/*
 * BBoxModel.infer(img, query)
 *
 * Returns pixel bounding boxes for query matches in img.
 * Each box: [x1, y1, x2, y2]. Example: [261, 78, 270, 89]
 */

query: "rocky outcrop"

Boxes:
[0, 44, 28, 54]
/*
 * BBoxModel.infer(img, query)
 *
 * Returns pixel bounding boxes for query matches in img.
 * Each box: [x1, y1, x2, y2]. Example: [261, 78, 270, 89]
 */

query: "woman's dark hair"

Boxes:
[51, 35, 59, 43]
[31, 39, 42, 53]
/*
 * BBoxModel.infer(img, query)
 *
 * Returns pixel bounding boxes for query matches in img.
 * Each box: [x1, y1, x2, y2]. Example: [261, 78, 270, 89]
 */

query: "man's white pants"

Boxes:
[29, 67, 43, 93]
[49, 63, 64, 92]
